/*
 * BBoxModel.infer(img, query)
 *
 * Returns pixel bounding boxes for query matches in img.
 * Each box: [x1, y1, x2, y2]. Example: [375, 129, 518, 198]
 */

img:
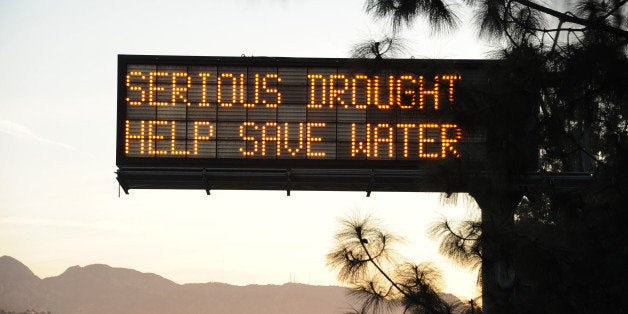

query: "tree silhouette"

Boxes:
[350, 35, 409, 59]
[328, 215, 480, 314]
[428, 210, 482, 285]
[355, 0, 627, 312]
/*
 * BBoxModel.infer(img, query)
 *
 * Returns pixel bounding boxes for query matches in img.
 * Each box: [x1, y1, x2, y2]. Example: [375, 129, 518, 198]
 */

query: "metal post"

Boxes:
[471, 187, 521, 313]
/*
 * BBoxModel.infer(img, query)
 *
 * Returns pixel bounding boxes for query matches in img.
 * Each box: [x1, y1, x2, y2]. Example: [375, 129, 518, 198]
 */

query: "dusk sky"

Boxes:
[0, 0, 495, 299]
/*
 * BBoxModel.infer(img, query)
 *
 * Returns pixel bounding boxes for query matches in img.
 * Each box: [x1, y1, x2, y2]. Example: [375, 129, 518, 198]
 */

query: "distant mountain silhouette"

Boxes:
[0, 256, 39, 283]
[0, 256, 463, 313]
[0, 256, 58, 312]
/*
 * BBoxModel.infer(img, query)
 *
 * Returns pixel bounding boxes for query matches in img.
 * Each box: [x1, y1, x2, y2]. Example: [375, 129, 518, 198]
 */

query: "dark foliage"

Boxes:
[357, 0, 627, 312]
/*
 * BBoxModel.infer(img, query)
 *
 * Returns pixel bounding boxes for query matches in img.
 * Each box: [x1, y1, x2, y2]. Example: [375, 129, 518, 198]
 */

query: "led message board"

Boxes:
[116, 55, 491, 193]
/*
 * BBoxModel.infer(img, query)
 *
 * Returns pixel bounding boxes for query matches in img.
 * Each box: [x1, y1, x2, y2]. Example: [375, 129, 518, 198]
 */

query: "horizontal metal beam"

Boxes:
[116, 167, 593, 194]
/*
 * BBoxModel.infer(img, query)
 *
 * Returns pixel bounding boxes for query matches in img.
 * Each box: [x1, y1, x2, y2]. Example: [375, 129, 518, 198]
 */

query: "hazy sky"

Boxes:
[0, 0, 494, 299]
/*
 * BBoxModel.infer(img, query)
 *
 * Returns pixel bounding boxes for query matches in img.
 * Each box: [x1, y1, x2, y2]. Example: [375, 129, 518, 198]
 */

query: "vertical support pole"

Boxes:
[366, 169, 375, 197]
[286, 168, 291, 196]
[202, 168, 211, 195]
[471, 186, 521, 314]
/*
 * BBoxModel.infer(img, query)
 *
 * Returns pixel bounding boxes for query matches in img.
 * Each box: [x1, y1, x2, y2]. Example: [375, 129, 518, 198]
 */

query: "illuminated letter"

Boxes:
[351, 123, 370, 157]
[351, 75, 371, 109]
[147, 120, 168, 155]
[397, 75, 416, 109]
[239, 122, 258, 156]
[240, 73, 260, 108]
[419, 76, 440, 110]
[283, 122, 304, 156]
[217, 73, 237, 107]
[419, 123, 440, 158]
[126, 71, 145, 106]
[373, 123, 394, 157]
[198, 73, 211, 107]
[262, 74, 282, 108]
[329, 74, 348, 108]
[148, 72, 169, 106]
[125, 120, 145, 154]
[171, 72, 191, 106]
[261, 122, 281, 156]
[193, 121, 214, 155]
[169, 121, 189, 155]
[441, 124, 462, 158]
[373, 76, 395, 109]
[306, 122, 326, 157]
[441, 74, 461, 103]
[307, 74, 326, 109]
[397, 123, 417, 158]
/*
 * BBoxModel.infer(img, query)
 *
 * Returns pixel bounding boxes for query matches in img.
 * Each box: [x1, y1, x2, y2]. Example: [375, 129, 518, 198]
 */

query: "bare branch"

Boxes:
[512, 0, 628, 38]
[596, 0, 628, 22]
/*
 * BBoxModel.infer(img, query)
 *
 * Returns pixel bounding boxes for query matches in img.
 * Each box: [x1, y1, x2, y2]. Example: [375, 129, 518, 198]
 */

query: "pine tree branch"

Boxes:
[511, 0, 628, 38]
[597, 0, 628, 22]
[443, 220, 480, 241]
[358, 236, 409, 299]
[550, 20, 564, 55]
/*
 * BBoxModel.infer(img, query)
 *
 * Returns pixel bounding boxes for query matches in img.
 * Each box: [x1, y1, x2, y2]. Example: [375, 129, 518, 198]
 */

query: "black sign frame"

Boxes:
[116, 55, 493, 193]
